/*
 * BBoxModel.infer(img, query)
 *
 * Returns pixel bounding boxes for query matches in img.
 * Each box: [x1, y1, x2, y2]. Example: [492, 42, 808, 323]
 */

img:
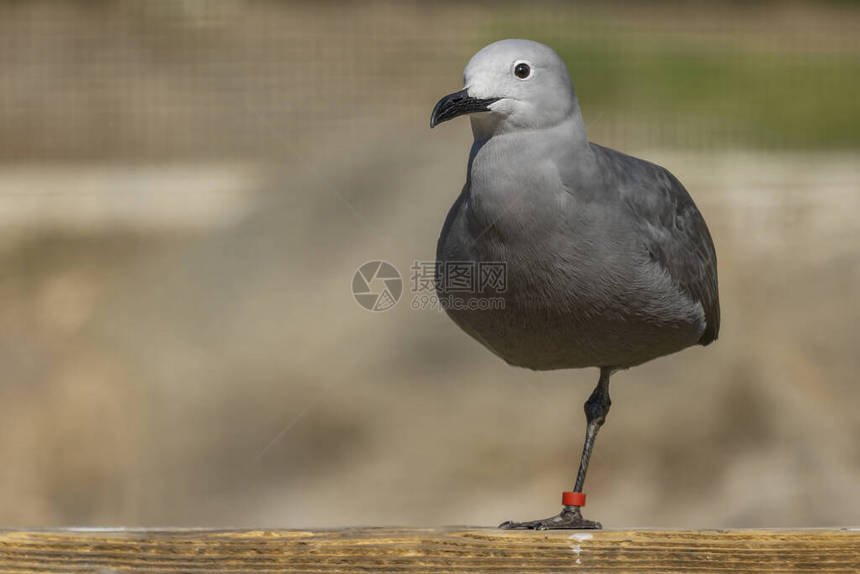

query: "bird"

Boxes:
[429, 39, 720, 530]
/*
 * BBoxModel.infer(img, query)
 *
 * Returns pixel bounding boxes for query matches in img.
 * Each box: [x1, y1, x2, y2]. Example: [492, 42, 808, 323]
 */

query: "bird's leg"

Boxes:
[500, 368, 612, 530]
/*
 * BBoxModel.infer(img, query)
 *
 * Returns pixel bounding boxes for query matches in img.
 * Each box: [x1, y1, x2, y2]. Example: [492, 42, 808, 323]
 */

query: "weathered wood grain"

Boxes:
[0, 528, 857, 572]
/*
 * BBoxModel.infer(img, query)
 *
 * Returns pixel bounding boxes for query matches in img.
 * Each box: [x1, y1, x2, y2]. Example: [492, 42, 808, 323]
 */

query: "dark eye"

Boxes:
[514, 62, 531, 79]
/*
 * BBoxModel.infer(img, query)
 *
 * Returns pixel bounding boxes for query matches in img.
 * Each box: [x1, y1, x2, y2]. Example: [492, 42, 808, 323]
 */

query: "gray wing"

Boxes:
[591, 144, 720, 345]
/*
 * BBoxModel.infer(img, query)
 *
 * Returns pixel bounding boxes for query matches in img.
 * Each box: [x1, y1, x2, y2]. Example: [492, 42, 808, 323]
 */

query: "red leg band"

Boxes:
[562, 491, 586, 507]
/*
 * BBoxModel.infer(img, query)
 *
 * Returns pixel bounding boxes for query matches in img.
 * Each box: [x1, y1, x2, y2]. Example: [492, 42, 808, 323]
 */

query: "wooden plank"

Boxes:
[0, 528, 857, 572]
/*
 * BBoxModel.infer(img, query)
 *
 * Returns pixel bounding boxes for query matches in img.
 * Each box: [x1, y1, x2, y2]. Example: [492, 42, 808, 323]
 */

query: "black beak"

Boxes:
[430, 89, 499, 128]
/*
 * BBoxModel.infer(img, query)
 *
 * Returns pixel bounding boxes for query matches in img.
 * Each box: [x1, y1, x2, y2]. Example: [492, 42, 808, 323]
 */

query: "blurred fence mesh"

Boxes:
[1, 1, 859, 162]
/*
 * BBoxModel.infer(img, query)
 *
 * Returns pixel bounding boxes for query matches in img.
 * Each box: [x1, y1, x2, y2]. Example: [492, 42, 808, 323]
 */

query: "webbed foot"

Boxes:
[499, 507, 601, 530]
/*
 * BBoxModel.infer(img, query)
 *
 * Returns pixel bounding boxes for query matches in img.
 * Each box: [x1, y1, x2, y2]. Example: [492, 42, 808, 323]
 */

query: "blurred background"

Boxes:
[0, 0, 858, 529]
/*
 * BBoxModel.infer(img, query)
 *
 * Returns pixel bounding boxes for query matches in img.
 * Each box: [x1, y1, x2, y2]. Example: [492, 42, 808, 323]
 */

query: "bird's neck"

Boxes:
[469, 113, 591, 171]
[471, 109, 588, 149]
[465, 114, 598, 223]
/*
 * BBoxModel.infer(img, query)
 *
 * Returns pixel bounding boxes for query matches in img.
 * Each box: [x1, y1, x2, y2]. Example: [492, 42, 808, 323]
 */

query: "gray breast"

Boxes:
[436, 142, 709, 371]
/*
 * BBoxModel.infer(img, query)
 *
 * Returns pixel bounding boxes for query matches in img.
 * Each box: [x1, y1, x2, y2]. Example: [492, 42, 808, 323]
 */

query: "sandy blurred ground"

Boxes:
[0, 1, 858, 528]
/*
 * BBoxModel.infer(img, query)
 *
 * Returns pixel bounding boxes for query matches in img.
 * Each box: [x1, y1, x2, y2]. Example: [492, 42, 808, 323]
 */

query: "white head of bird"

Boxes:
[431, 39, 581, 137]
